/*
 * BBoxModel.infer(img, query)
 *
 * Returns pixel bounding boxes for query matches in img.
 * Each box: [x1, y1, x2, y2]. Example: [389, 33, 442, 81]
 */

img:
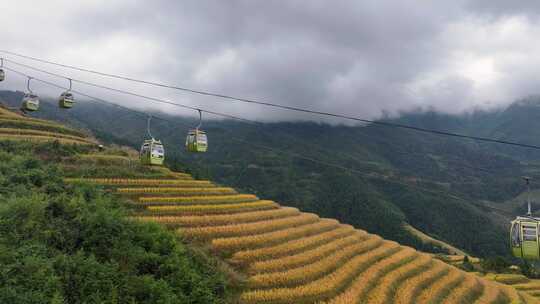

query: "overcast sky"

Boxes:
[2, 1, 540, 123]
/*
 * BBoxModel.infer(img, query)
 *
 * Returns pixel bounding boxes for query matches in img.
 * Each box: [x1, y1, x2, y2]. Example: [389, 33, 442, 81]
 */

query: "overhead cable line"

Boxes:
[4, 60, 524, 180]
[8, 58, 509, 175]
[3, 65, 479, 204]
[6, 58, 380, 164]
[3, 58, 255, 124]
[5, 59, 524, 179]
[3, 51, 540, 151]
[3, 66, 177, 126]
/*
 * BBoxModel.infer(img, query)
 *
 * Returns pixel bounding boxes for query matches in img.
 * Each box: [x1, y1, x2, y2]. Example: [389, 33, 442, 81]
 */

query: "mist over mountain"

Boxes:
[3, 89, 540, 258]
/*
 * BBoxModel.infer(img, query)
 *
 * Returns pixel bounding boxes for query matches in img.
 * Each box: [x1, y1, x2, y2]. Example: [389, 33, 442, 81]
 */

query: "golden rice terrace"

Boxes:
[0, 106, 97, 146]
[63, 172, 538, 304]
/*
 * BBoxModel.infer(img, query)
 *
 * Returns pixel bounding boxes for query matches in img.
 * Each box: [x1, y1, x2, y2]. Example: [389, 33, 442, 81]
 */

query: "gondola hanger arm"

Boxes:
[146, 114, 154, 139]
[26, 77, 33, 94]
[196, 109, 202, 129]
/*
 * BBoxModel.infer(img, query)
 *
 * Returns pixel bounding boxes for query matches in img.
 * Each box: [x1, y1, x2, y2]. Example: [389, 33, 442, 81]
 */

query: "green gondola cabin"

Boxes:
[140, 138, 165, 166]
[21, 93, 40, 111]
[186, 129, 208, 152]
[59, 91, 75, 108]
[510, 216, 540, 260]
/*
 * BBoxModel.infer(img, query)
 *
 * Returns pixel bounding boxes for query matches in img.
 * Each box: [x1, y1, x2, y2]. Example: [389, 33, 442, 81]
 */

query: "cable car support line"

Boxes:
[2, 63, 534, 184]
[3, 54, 540, 151]
[7, 55, 508, 174]
[1, 65, 480, 205]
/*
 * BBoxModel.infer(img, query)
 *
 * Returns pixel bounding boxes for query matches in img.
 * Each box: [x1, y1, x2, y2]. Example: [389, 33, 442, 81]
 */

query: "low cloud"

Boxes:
[1, 1, 540, 123]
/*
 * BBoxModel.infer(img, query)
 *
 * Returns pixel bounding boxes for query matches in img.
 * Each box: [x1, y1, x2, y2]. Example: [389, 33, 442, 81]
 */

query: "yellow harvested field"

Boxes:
[405, 224, 468, 256]
[0, 134, 94, 146]
[365, 253, 432, 304]
[0, 115, 57, 124]
[153, 167, 193, 179]
[416, 268, 463, 303]
[514, 282, 540, 291]
[0, 116, 61, 126]
[79, 154, 131, 160]
[67, 173, 529, 304]
[118, 187, 236, 195]
[480, 273, 540, 303]
[474, 280, 503, 304]
[521, 292, 540, 303]
[248, 231, 367, 274]
[137, 194, 259, 205]
[239, 241, 401, 304]
[441, 274, 482, 304]
[65, 178, 212, 186]
[145, 200, 280, 215]
[0, 127, 95, 143]
[136, 207, 300, 227]
[393, 259, 449, 304]
[246, 236, 387, 288]
[212, 219, 340, 253]
[500, 285, 525, 303]
[324, 247, 417, 303]
[230, 225, 356, 265]
[440, 255, 480, 263]
[0, 108, 20, 117]
[77, 154, 135, 165]
[179, 213, 320, 240]
[0, 117, 85, 136]
[485, 273, 530, 285]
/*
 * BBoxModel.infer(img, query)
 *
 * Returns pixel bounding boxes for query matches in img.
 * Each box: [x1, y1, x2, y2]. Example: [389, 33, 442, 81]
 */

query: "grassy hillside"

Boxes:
[1, 90, 527, 259]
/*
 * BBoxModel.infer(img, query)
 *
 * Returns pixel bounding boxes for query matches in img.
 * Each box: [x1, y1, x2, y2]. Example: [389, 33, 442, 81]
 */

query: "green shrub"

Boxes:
[0, 147, 228, 303]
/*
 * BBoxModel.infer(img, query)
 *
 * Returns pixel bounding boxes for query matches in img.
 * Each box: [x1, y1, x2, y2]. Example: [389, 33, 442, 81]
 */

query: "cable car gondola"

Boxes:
[510, 177, 540, 260]
[186, 109, 208, 153]
[139, 116, 165, 166]
[0, 58, 5, 82]
[59, 78, 75, 109]
[21, 77, 39, 112]
[140, 138, 165, 166]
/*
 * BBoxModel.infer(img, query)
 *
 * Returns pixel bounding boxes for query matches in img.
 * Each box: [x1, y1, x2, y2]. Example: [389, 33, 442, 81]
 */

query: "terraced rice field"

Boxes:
[0, 109, 93, 145]
[68, 174, 537, 304]
[483, 273, 540, 301]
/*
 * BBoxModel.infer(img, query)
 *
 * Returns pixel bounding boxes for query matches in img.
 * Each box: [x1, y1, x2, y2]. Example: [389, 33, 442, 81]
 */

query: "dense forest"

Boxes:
[3, 90, 540, 258]
[0, 140, 229, 303]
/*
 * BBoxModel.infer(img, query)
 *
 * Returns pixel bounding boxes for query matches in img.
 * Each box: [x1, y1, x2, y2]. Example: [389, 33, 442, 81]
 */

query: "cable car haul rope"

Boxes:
[4, 53, 540, 150]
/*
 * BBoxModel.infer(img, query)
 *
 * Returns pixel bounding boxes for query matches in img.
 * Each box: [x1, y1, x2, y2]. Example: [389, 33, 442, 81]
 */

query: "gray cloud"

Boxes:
[1, 1, 540, 123]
